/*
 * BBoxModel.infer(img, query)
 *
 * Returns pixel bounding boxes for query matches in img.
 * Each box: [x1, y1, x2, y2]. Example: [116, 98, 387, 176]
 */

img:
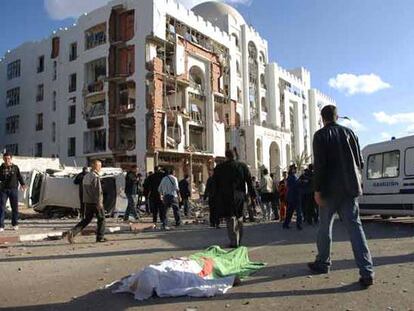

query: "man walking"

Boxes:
[213, 150, 255, 248]
[158, 168, 181, 229]
[0, 152, 26, 231]
[270, 173, 280, 221]
[204, 169, 219, 228]
[259, 168, 273, 221]
[73, 167, 88, 219]
[124, 165, 140, 222]
[308, 105, 374, 287]
[144, 166, 165, 230]
[66, 160, 106, 243]
[179, 174, 191, 217]
[283, 164, 303, 230]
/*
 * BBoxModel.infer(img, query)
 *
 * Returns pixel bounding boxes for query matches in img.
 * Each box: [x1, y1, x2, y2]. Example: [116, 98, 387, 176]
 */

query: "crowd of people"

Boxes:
[1, 105, 375, 287]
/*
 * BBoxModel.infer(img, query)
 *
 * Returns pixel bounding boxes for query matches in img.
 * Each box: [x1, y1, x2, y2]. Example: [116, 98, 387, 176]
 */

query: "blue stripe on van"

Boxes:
[360, 203, 414, 211]
[400, 189, 414, 194]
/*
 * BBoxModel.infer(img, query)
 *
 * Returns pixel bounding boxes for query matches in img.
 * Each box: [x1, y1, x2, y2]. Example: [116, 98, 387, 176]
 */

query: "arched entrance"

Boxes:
[256, 138, 262, 168]
[269, 142, 281, 179]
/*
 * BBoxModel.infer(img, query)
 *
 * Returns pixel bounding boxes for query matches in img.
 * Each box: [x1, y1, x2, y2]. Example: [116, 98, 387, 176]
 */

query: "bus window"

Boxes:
[383, 151, 399, 178]
[405, 147, 414, 176]
[367, 154, 383, 179]
[367, 150, 400, 179]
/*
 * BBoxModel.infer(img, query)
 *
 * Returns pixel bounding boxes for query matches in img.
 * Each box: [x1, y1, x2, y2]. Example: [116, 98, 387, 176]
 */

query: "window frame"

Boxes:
[367, 150, 400, 180]
[404, 147, 414, 177]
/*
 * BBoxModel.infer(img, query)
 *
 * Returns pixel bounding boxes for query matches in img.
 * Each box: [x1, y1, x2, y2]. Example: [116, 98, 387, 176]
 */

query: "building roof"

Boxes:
[192, 1, 246, 27]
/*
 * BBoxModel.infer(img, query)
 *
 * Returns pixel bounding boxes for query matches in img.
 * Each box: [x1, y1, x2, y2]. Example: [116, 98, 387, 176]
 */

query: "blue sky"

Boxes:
[1, 0, 413, 147]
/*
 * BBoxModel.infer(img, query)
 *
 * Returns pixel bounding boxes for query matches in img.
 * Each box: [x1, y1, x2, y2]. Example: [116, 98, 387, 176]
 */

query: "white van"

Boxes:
[359, 135, 414, 218]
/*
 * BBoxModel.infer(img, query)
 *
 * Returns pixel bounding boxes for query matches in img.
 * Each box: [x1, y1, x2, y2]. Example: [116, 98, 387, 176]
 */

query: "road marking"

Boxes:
[250, 240, 287, 252]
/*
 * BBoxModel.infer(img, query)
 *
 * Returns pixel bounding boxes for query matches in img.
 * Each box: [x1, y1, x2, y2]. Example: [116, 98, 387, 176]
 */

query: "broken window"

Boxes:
[85, 23, 107, 50]
[84, 129, 106, 154]
[85, 58, 106, 93]
[5, 115, 19, 134]
[35, 143, 43, 157]
[7, 60, 21, 80]
[69, 73, 77, 93]
[68, 105, 76, 124]
[36, 84, 44, 102]
[52, 122, 56, 142]
[36, 113, 43, 131]
[51, 37, 60, 58]
[68, 137, 76, 157]
[37, 55, 44, 73]
[52, 91, 57, 111]
[85, 94, 106, 119]
[53, 61, 57, 80]
[6, 87, 20, 107]
[69, 42, 77, 61]
[116, 118, 136, 151]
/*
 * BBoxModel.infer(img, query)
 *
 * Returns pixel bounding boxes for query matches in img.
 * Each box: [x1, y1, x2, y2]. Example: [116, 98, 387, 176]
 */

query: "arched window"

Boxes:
[260, 74, 266, 89]
[236, 60, 241, 77]
[261, 97, 267, 113]
[256, 138, 263, 166]
[260, 51, 266, 64]
[231, 33, 239, 48]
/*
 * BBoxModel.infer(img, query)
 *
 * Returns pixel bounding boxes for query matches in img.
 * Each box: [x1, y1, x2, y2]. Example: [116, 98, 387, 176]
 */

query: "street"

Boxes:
[0, 216, 413, 311]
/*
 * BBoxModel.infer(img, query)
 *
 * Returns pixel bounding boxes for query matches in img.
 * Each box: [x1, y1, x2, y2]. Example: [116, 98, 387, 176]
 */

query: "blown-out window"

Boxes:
[367, 150, 400, 179]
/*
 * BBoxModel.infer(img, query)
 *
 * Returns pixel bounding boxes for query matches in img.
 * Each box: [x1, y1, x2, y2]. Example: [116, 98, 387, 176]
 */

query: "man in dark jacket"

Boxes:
[124, 165, 140, 222]
[73, 167, 88, 219]
[308, 105, 374, 288]
[204, 169, 219, 228]
[144, 166, 165, 229]
[283, 164, 303, 230]
[213, 150, 255, 248]
[179, 175, 191, 216]
[0, 152, 26, 231]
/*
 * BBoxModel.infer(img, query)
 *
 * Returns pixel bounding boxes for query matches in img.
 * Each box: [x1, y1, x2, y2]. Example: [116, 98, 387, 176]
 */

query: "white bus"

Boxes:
[359, 135, 414, 218]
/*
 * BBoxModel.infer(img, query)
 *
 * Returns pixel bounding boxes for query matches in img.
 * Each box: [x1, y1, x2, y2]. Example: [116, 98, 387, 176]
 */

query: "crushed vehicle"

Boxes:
[27, 167, 129, 218]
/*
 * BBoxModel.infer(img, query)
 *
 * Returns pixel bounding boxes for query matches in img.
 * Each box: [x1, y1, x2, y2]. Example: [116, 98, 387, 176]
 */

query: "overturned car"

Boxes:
[27, 168, 129, 218]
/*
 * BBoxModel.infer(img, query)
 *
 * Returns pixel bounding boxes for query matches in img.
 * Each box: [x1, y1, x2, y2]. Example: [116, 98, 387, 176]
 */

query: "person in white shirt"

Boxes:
[260, 168, 274, 221]
[158, 168, 181, 230]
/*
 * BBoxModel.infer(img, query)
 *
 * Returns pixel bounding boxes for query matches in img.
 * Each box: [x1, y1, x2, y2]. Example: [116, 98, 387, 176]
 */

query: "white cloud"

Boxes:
[373, 111, 414, 125]
[328, 73, 391, 96]
[339, 118, 366, 132]
[44, 0, 109, 20]
[44, 0, 252, 20]
[180, 0, 252, 8]
[380, 132, 392, 140]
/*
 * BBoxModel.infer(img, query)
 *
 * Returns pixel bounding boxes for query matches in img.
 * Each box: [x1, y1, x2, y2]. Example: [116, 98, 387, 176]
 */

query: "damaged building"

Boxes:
[0, 0, 336, 180]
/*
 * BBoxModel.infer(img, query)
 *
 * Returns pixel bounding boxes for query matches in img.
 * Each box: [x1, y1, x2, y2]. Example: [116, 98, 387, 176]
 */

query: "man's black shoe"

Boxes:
[96, 238, 108, 243]
[359, 276, 374, 288]
[308, 262, 330, 274]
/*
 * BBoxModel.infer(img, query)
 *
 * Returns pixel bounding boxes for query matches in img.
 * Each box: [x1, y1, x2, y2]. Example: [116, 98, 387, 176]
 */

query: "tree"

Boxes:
[293, 151, 311, 172]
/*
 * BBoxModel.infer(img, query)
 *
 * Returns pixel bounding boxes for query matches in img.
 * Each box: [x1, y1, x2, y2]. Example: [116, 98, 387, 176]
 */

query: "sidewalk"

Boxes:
[0, 220, 152, 245]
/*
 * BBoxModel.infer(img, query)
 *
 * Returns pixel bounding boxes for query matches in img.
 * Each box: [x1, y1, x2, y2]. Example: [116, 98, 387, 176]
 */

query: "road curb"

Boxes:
[0, 223, 152, 245]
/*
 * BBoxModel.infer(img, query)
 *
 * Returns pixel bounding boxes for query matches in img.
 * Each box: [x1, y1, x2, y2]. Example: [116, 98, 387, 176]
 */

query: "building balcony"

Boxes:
[84, 81, 105, 97]
[85, 101, 106, 119]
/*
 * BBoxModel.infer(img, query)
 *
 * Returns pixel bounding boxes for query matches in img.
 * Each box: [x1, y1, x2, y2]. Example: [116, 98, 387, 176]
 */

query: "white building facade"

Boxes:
[0, 0, 335, 181]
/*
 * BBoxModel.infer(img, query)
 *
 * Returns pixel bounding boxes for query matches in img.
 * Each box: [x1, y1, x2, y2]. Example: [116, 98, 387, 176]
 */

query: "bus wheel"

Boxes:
[380, 215, 391, 220]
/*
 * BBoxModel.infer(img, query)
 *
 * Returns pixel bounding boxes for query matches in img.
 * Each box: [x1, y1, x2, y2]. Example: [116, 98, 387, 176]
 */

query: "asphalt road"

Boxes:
[0, 217, 413, 311]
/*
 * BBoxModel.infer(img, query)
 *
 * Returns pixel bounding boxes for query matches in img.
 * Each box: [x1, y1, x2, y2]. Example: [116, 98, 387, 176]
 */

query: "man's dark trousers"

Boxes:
[162, 195, 181, 227]
[71, 203, 106, 241]
[284, 199, 303, 228]
[0, 188, 19, 228]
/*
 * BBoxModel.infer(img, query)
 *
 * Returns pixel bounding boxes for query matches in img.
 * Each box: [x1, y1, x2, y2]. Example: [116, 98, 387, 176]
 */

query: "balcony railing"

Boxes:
[237, 120, 290, 133]
[85, 102, 106, 119]
[84, 80, 104, 95]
